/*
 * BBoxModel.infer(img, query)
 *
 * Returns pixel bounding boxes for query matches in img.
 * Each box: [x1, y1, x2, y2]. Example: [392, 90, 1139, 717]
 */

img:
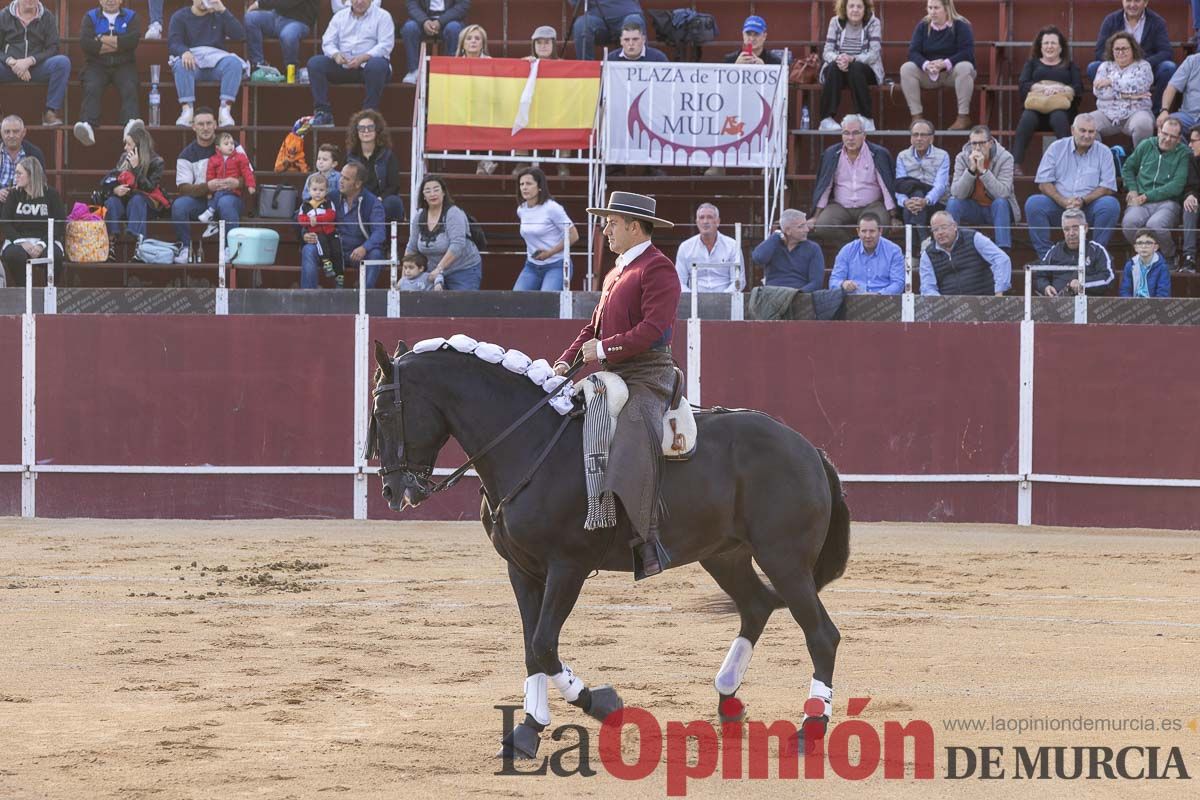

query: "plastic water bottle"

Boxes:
[800, 105, 810, 131]
[148, 64, 161, 127]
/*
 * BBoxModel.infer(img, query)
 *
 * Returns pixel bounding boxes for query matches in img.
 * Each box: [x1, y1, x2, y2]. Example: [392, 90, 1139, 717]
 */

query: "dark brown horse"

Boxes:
[369, 341, 849, 759]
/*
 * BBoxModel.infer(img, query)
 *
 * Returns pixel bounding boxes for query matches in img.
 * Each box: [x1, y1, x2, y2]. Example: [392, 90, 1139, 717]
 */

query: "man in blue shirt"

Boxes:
[300, 162, 386, 288]
[895, 119, 950, 246]
[829, 213, 905, 295]
[572, 0, 644, 61]
[750, 208, 824, 290]
[919, 211, 1011, 296]
[1023, 114, 1119, 258]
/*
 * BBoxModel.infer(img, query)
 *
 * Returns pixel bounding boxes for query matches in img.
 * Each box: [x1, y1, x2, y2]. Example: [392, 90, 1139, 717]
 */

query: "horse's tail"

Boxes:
[814, 449, 850, 591]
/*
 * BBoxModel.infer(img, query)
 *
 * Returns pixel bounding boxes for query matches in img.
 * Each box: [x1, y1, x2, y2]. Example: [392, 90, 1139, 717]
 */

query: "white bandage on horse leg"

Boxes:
[549, 662, 586, 703]
[523, 673, 550, 727]
[714, 637, 754, 696]
[808, 677, 833, 718]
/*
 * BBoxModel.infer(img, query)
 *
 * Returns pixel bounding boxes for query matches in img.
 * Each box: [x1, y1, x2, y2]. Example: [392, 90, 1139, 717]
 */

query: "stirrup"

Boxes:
[632, 538, 663, 581]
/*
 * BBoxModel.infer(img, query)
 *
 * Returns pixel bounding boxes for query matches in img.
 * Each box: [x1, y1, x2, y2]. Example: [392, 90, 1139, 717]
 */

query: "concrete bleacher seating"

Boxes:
[6, 0, 1199, 292]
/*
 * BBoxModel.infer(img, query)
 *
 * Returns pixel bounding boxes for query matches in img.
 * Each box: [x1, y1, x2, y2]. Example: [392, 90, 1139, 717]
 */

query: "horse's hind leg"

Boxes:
[753, 551, 841, 735]
[700, 549, 785, 722]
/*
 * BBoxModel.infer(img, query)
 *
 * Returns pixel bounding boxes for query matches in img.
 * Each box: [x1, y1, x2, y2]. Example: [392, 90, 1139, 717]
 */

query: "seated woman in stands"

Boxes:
[1090, 32, 1154, 149]
[514, 25, 570, 177]
[103, 121, 167, 258]
[513, 167, 578, 291]
[455, 24, 497, 174]
[818, 0, 883, 132]
[406, 175, 483, 291]
[1010, 26, 1082, 175]
[899, 0, 976, 131]
[0, 157, 65, 287]
[344, 109, 404, 224]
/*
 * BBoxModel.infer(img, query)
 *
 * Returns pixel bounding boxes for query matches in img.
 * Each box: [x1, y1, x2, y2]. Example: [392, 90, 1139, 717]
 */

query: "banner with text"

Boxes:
[602, 62, 787, 168]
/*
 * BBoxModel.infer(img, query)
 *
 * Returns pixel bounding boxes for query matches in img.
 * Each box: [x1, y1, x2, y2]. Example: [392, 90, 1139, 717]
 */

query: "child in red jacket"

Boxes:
[298, 172, 343, 286]
[198, 132, 257, 237]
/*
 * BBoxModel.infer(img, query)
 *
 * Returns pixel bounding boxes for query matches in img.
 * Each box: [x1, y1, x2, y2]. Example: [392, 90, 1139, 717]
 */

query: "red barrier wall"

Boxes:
[700, 321, 1021, 523]
[0, 316, 20, 515]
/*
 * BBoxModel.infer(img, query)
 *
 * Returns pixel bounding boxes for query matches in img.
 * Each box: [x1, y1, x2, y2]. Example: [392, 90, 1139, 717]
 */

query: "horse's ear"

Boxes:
[373, 340, 392, 377]
[394, 340, 409, 358]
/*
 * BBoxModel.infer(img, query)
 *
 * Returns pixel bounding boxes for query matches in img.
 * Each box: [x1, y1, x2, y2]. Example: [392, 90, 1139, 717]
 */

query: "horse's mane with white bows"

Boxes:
[411, 335, 577, 415]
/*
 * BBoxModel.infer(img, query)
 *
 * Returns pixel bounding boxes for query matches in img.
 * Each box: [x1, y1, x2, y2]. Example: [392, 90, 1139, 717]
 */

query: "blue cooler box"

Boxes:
[227, 228, 280, 265]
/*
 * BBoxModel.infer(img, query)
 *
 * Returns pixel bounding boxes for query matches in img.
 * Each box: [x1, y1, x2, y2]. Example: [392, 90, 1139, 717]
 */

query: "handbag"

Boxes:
[790, 51, 820, 84]
[1024, 81, 1074, 113]
[65, 220, 109, 263]
[134, 237, 180, 264]
[258, 184, 299, 219]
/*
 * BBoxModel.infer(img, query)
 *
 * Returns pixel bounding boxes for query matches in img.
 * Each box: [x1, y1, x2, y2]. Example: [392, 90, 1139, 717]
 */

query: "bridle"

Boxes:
[366, 353, 585, 502]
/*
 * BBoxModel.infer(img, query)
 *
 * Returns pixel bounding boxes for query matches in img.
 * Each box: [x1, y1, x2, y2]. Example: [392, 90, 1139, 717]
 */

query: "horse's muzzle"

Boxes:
[382, 481, 428, 512]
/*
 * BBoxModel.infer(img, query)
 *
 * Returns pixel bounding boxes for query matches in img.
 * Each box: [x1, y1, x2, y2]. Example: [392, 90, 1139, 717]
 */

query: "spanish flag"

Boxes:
[426, 57, 601, 151]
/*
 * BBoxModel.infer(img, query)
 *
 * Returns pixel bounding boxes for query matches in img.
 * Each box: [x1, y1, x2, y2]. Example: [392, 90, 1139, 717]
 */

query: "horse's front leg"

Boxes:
[532, 567, 625, 723]
[498, 561, 548, 760]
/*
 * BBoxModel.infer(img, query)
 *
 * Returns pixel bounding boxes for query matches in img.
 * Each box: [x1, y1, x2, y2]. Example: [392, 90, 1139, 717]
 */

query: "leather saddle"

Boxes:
[576, 367, 696, 460]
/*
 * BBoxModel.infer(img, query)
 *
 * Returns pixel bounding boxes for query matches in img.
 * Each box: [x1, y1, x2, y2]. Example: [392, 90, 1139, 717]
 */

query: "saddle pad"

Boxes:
[576, 371, 696, 459]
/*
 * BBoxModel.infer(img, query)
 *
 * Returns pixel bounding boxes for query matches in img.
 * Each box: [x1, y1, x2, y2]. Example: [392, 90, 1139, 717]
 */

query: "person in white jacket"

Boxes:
[307, 0, 393, 127]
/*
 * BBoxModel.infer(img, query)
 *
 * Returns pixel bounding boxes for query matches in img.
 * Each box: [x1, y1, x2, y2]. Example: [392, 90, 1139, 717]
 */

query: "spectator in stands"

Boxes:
[918, 210, 1011, 296]
[297, 172, 342, 286]
[513, 167, 578, 291]
[401, 0, 470, 84]
[526, 23, 556, 61]
[1011, 26, 1082, 173]
[947, 125, 1018, 251]
[829, 212, 904, 295]
[1120, 117, 1187, 261]
[455, 23, 489, 57]
[103, 123, 165, 254]
[571, 0, 645, 61]
[0, 115, 46, 204]
[197, 131, 256, 237]
[302, 143, 341, 204]
[818, 0, 883, 132]
[171, 107, 248, 263]
[407, 174, 483, 291]
[168, 0, 244, 128]
[1, 157, 64, 286]
[899, 0, 975, 131]
[1119, 229, 1171, 296]
[674, 203, 743, 292]
[725, 15, 781, 66]
[344, 110, 404, 224]
[74, 0, 141, 147]
[811, 114, 899, 245]
[0, 0, 71, 126]
[1034, 208, 1115, 296]
[244, 0, 317, 75]
[301, 161, 386, 288]
[400, 252, 435, 291]
[1088, 0, 1173, 114]
[1090, 32, 1155, 148]
[1159, 53, 1200, 134]
[1024, 114, 1119, 257]
[751, 208, 824, 290]
[606, 20, 665, 63]
[1180, 124, 1200, 272]
[307, 0, 393, 127]
[895, 118, 950, 245]
[145, 1, 162, 40]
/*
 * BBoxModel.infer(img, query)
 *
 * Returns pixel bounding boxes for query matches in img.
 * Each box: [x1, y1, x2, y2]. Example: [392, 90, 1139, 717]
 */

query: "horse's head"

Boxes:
[367, 340, 451, 511]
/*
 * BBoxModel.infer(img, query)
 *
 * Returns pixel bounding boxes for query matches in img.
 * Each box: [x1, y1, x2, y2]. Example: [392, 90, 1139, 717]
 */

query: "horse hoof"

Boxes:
[786, 716, 829, 757]
[718, 695, 747, 724]
[586, 685, 624, 722]
[496, 722, 541, 759]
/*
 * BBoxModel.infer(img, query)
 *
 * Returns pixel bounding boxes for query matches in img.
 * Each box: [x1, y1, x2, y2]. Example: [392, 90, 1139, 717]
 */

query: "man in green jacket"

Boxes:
[1121, 117, 1189, 261]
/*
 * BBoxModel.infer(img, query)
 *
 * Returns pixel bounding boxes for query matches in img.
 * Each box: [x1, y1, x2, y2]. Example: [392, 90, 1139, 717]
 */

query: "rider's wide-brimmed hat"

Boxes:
[586, 191, 674, 229]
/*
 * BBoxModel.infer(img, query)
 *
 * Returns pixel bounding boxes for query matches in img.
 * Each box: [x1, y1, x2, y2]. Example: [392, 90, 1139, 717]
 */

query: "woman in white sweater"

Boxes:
[819, 0, 885, 132]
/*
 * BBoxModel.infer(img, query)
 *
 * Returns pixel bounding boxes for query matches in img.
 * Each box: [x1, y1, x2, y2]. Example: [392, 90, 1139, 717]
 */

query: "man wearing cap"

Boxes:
[724, 15, 781, 65]
[554, 192, 680, 579]
[571, 0, 645, 61]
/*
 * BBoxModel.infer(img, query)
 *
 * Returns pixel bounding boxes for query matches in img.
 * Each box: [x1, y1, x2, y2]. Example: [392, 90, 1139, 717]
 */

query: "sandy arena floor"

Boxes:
[1, 518, 1198, 799]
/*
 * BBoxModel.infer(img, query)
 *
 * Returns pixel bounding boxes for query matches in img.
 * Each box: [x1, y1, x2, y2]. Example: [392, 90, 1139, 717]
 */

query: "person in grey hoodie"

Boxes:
[0, 0, 72, 126]
[946, 125, 1019, 250]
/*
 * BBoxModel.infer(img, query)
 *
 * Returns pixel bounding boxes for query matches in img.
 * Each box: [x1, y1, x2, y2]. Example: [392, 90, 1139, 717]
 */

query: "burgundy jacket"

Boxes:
[559, 244, 681, 366]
